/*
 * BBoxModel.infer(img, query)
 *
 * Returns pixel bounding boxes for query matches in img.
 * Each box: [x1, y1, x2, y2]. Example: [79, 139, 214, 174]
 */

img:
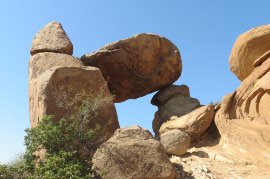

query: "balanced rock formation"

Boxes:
[160, 129, 190, 156]
[229, 25, 270, 81]
[92, 126, 178, 179]
[160, 105, 214, 141]
[30, 21, 73, 55]
[152, 85, 200, 135]
[81, 33, 182, 103]
[28, 22, 119, 159]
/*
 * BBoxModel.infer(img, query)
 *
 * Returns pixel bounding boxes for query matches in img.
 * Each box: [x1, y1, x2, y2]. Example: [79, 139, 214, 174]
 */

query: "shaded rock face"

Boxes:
[229, 25, 270, 81]
[151, 85, 190, 106]
[29, 22, 120, 160]
[81, 33, 182, 103]
[152, 85, 200, 135]
[160, 129, 190, 156]
[160, 105, 214, 141]
[30, 21, 73, 55]
[92, 126, 177, 179]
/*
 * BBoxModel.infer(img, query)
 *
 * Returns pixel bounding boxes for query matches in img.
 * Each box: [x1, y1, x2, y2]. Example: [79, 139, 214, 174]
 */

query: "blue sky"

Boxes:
[0, 0, 269, 163]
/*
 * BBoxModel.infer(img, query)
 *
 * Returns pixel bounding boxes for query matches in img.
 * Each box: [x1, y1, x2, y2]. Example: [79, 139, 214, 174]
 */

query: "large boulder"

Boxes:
[160, 129, 190, 156]
[92, 126, 178, 179]
[29, 66, 120, 159]
[229, 25, 270, 81]
[160, 105, 214, 141]
[152, 85, 200, 135]
[81, 33, 182, 103]
[30, 21, 73, 55]
[29, 66, 119, 136]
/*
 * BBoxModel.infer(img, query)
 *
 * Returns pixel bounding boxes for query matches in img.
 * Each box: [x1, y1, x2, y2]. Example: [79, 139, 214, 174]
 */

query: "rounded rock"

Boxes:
[229, 25, 270, 81]
[160, 129, 190, 156]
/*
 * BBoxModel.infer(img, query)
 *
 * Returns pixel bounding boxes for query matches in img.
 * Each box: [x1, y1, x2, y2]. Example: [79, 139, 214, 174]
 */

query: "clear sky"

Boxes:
[0, 0, 269, 164]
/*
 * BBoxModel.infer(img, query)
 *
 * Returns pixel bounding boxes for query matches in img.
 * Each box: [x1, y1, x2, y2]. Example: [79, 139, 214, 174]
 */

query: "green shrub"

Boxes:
[0, 86, 113, 178]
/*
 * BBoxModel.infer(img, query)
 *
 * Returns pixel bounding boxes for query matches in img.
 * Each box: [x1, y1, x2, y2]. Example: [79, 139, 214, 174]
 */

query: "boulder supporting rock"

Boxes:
[29, 66, 119, 138]
[28, 52, 83, 81]
[81, 33, 182, 103]
[152, 85, 200, 135]
[160, 105, 214, 141]
[160, 129, 190, 156]
[151, 85, 190, 106]
[92, 125, 177, 179]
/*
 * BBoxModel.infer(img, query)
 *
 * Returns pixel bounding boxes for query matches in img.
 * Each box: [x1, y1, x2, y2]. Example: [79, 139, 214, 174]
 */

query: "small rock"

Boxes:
[160, 129, 190, 156]
[30, 21, 73, 55]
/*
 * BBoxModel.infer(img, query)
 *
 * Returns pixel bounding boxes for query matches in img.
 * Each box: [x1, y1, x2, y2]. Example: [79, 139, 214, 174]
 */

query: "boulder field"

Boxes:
[28, 22, 270, 178]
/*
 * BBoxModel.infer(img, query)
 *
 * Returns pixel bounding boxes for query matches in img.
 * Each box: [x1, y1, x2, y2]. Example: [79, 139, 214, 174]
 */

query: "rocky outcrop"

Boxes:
[160, 129, 190, 156]
[213, 26, 270, 166]
[28, 22, 120, 160]
[160, 105, 214, 141]
[152, 85, 200, 135]
[229, 25, 270, 81]
[81, 33, 182, 103]
[30, 21, 73, 55]
[218, 54, 270, 123]
[92, 126, 178, 179]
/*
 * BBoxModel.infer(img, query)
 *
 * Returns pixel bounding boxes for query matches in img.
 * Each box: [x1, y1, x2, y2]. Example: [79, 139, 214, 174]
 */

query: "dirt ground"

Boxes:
[170, 122, 270, 179]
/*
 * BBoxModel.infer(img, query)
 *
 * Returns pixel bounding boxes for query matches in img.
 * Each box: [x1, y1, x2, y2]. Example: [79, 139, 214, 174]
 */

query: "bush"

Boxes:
[0, 86, 113, 178]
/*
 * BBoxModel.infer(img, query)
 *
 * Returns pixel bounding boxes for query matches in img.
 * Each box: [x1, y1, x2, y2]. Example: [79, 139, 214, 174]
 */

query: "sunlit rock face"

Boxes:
[30, 21, 73, 55]
[81, 33, 182, 103]
[229, 25, 270, 81]
[28, 22, 120, 161]
[92, 126, 177, 179]
[215, 48, 270, 165]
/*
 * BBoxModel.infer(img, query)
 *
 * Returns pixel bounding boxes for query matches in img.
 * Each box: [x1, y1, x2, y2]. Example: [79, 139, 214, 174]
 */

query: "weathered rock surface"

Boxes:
[220, 56, 270, 123]
[92, 125, 178, 179]
[160, 105, 214, 141]
[28, 52, 83, 81]
[151, 85, 190, 106]
[213, 53, 270, 165]
[81, 33, 182, 103]
[160, 129, 190, 156]
[29, 66, 119, 160]
[30, 21, 73, 55]
[229, 25, 270, 81]
[152, 85, 200, 135]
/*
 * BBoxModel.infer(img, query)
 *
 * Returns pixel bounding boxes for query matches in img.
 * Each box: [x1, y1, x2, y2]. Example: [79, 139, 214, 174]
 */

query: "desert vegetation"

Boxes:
[0, 88, 113, 179]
